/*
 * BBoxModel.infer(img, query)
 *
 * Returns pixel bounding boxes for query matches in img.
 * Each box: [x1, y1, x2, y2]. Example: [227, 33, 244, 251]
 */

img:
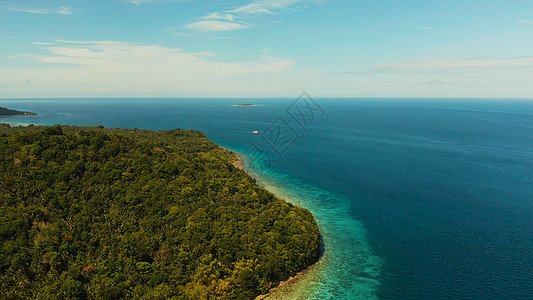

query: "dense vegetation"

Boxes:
[0, 125, 321, 299]
[0, 107, 36, 116]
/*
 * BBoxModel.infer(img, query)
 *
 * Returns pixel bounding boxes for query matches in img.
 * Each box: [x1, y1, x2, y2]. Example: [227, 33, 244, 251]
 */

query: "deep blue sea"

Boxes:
[2, 98, 532, 299]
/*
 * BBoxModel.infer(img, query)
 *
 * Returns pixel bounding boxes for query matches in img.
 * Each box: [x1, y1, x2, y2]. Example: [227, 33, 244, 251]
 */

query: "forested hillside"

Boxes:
[0, 107, 36, 116]
[0, 125, 321, 299]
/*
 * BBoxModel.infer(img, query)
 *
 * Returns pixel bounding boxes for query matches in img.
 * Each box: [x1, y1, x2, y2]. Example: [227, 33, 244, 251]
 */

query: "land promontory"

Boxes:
[0, 107, 37, 116]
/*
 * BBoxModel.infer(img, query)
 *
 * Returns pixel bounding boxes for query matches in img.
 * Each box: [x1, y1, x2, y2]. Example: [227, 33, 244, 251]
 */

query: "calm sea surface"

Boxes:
[2, 98, 532, 299]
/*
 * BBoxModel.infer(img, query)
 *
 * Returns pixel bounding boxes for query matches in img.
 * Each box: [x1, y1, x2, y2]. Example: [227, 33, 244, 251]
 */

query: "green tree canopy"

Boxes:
[0, 125, 321, 299]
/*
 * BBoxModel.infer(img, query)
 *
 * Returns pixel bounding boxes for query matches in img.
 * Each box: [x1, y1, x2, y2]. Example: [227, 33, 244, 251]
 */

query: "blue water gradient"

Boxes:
[220, 145, 383, 299]
[1, 98, 532, 299]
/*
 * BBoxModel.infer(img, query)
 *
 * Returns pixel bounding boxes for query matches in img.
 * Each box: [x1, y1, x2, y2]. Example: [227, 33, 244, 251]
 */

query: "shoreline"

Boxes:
[0, 107, 37, 117]
[255, 259, 323, 300]
[230, 150, 322, 299]
[232, 153, 244, 170]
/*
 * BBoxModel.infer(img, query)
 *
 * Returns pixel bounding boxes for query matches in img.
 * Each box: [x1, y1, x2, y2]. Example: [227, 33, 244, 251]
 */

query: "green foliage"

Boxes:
[0, 125, 321, 299]
[0, 107, 35, 116]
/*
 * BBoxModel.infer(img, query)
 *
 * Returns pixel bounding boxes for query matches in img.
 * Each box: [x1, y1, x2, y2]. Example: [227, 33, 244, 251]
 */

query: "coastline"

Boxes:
[232, 153, 244, 170]
[228, 146, 381, 299]
[255, 260, 323, 300]
[229, 150, 323, 299]
[0, 107, 37, 116]
[0, 108, 382, 297]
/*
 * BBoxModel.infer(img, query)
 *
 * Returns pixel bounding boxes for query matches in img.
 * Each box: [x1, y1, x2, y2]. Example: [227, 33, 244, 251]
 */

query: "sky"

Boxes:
[1, 0, 533, 98]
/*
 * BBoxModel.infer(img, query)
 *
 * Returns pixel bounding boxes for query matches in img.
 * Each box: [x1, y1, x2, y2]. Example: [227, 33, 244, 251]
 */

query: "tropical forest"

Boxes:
[0, 124, 321, 299]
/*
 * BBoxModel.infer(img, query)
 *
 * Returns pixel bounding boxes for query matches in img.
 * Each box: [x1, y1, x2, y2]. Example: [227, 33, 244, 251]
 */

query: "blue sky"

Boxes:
[1, 0, 533, 98]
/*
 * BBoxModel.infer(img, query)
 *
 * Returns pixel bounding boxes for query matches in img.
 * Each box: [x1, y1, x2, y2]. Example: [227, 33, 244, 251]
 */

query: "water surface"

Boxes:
[2, 98, 532, 299]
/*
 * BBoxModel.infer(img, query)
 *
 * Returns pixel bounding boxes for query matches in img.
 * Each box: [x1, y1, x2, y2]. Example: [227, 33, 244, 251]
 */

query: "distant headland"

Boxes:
[0, 107, 37, 117]
[234, 104, 256, 107]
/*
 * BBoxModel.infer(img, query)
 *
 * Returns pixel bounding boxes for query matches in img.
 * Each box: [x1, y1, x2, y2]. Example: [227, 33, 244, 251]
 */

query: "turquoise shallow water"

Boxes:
[225, 147, 382, 299]
[2, 98, 533, 299]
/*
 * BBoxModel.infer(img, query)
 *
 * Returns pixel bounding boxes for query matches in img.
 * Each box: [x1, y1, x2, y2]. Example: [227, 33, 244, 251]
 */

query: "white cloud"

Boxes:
[517, 19, 533, 25]
[53, 39, 90, 45]
[185, 0, 321, 32]
[8, 8, 48, 14]
[202, 12, 236, 22]
[35, 40, 293, 74]
[126, 0, 187, 4]
[7, 6, 75, 15]
[0, 40, 295, 97]
[56, 7, 73, 15]
[227, 0, 302, 15]
[185, 20, 248, 32]
[5, 42, 531, 98]
[414, 25, 433, 30]
[9, 53, 34, 59]
[330, 56, 533, 98]
[229, 6, 274, 15]
[346, 57, 533, 75]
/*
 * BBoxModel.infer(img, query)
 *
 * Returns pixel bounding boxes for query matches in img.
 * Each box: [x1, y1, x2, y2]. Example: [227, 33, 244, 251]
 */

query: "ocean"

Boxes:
[1, 98, 532, 299]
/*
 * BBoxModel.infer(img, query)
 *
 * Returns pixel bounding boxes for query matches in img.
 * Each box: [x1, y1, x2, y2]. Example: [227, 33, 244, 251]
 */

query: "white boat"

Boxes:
[253, 130, 259, 134]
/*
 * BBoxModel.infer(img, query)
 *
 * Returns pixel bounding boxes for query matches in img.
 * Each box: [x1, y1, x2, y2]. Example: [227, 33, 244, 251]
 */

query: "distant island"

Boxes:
[0, 125, 321, 299]
[0, 107, 37, 116]
[234, 104, 256, 106]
